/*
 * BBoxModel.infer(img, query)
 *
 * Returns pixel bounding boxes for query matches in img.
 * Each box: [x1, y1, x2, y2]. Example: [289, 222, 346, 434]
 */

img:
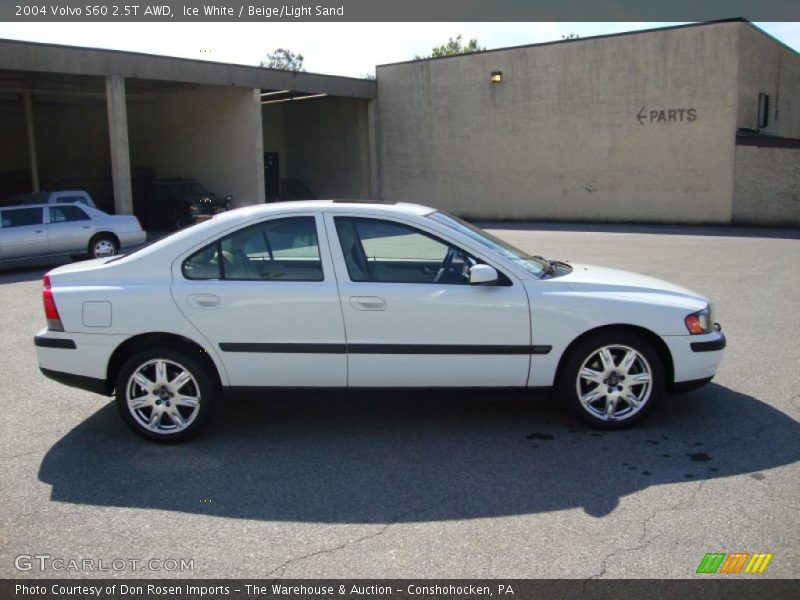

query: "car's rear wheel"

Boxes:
[557, 331, 664, 429]
[88, 233, 118, 259]
[115, 347, 215, 442]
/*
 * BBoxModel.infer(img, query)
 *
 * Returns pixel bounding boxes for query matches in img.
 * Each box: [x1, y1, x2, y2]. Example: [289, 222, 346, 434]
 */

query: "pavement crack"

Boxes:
[585, 481, 706, 581]
[265, 493, 458, 576]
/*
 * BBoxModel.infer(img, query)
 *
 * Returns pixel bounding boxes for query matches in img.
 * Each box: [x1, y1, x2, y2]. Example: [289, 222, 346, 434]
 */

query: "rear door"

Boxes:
[170, 212, 347, 388]
[0, 207, 48, 259]
[324, 213, 532, 387]
[46, 205, 96, 254]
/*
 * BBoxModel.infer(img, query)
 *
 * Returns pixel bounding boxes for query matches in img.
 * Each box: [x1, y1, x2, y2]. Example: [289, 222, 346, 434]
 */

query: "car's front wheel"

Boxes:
[558, 331, 664, 429]
[115, 347, 215, 442]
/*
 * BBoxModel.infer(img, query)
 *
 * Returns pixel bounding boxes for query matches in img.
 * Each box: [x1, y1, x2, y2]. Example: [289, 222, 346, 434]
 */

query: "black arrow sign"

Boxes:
[637, 107, 647, 125]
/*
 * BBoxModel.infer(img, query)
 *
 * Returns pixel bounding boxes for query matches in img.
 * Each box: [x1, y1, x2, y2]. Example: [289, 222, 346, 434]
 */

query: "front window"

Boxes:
[334, 217, 479, 285]
[174, 182, 208, 197]
[427, 211, 549, 277]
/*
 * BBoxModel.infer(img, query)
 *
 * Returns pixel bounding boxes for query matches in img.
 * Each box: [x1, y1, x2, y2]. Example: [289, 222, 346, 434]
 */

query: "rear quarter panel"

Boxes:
[45, 258, 231, 386]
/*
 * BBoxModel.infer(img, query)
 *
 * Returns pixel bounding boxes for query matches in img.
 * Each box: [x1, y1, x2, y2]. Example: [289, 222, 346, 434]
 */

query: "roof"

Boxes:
[377, 19, 797, 69]
[229, 200, 435, 217]
[0, 38, 377, 99]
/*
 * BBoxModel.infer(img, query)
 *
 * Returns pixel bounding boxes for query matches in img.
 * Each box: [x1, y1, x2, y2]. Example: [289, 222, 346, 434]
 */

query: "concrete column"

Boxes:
[252, 88, 266, 205]
[22, 91, 40, 192]
[105, 75, 133, 214]
[367, 99, 380, 199]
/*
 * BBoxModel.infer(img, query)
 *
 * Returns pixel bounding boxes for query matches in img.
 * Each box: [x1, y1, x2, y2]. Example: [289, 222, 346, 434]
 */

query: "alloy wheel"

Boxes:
[575, 344, 653, 422]
[125, 359, 201, 434]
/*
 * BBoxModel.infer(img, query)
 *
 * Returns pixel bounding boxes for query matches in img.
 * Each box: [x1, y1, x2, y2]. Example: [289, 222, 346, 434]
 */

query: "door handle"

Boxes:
[34, 229, 43, 233]
[82, 225, 91, 229]
[186, 294, 221, 309]
[349, 296, 387, 311]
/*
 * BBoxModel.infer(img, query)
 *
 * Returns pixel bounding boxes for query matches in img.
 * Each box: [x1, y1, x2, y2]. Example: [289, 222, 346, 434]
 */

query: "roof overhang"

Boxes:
[0, 38, 376, 100]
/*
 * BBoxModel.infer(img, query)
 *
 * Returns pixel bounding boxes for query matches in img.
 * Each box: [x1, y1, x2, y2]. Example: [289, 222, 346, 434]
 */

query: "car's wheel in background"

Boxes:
[557, 330, 664, 429]
[88, 233, 118, 259]
[115, 347, 215, 442]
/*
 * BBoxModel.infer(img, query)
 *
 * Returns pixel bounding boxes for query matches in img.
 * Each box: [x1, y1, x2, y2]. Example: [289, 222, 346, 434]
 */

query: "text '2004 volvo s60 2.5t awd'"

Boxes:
[34, 200, 726, 442]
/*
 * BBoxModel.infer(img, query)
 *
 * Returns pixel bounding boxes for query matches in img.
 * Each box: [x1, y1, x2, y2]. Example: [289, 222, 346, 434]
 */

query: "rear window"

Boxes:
[183, 217, 323, 281]
[49, 205, 89, 223]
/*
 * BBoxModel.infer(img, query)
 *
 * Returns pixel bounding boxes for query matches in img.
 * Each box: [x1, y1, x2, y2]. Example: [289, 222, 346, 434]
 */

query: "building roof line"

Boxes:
[0, 36, 375, 85]
[377, 18, 797, 69]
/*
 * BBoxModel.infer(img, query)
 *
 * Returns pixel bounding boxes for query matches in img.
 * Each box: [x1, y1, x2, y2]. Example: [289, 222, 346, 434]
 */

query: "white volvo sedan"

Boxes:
[34, 201, 726, 441]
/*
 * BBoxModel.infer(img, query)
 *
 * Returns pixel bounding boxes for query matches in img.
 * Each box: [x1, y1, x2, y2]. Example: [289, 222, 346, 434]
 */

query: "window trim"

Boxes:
[181, 215, 325, 282]
[333, 216, 511, 286]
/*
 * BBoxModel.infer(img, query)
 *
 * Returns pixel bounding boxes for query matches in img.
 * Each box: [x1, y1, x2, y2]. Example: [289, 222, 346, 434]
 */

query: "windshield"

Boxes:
[177, 183, 209, 197]
[427, 211, 549, 277]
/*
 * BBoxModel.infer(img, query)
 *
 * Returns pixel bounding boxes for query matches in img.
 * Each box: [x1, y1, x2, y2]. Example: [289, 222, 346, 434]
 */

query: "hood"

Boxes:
[558, 263, 708, 310]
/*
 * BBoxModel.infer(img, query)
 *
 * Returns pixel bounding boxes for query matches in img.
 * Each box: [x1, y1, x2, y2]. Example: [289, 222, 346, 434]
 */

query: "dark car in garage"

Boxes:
[133, 178, 232, 231]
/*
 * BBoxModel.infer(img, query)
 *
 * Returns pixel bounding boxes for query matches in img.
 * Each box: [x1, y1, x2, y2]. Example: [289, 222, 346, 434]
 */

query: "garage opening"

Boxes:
[0, 71, 114, 211]
[260, 90, 372, 203]
[126, 79, 263, 230]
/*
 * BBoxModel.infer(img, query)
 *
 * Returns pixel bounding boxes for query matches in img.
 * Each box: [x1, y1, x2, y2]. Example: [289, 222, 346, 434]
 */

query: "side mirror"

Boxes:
[469, 264, 499, 285]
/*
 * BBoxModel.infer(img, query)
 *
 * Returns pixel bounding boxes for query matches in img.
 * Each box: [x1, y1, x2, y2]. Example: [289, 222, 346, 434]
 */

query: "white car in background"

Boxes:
[2, 189, 97, 208]
[33, 201, 726, 442]
[0, 203, 145, 263]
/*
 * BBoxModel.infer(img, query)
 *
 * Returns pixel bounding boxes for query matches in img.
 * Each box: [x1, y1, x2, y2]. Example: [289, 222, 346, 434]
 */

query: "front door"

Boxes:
[324, 214, 531, 387]
[171, 213, 346, 388]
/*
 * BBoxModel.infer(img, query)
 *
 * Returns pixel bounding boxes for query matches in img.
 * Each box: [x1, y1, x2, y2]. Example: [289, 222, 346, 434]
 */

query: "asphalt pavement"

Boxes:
[1, 222, 798, 579]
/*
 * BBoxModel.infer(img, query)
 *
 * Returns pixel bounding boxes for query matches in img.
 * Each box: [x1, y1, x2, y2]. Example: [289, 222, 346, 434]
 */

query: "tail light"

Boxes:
[42, 274, 64, 332]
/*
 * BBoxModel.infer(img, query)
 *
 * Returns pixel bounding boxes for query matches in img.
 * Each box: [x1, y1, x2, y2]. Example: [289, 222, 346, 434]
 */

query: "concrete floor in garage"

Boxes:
[0, 222, 798, 579]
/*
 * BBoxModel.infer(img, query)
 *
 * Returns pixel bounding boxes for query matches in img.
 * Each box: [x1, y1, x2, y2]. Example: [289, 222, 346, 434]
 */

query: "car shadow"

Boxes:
[38, 384, 799, 522]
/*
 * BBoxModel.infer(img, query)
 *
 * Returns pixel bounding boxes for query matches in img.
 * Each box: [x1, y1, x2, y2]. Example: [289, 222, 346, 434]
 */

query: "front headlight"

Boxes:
[685, 304, 714, 335]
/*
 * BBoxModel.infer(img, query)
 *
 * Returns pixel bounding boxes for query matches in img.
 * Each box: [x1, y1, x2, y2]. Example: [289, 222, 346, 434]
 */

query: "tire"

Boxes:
[88, 233, 119, 259]
[115, 347, 215, 442]
[557, 330, 664, 429]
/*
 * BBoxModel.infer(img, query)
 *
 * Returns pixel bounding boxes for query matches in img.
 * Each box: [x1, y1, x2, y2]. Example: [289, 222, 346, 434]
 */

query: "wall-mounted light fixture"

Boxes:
[490, 71, 503, 84]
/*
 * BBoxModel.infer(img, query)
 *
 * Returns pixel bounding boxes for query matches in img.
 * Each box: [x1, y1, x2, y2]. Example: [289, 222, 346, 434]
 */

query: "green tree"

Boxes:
[260, 48, 305, 71]
[415, 35, 485, 59]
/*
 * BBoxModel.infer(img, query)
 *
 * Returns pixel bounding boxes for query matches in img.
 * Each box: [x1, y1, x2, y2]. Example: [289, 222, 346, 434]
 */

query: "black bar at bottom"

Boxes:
[2, 579, 798, 600]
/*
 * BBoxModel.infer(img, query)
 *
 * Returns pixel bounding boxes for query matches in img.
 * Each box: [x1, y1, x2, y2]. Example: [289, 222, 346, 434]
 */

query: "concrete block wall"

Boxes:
[733, 145, 800, 225]
[376, 22, 758, 224]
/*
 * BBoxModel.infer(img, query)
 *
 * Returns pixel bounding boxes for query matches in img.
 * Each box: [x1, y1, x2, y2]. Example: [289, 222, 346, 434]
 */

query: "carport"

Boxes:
[0, 39, 377, 219]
